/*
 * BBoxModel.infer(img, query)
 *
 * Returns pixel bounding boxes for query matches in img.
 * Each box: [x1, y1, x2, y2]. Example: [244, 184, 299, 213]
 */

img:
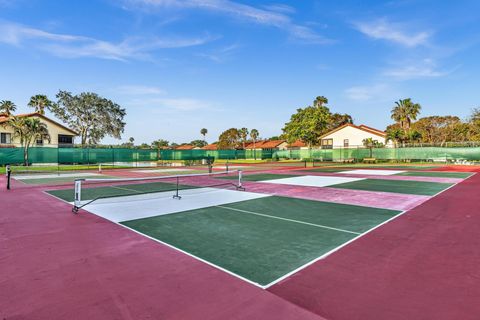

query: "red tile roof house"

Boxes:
[244, 140, 288, 159]
[201, 143, 218, 150]
[174, 144, 199, 150]
[318, 123, 390, 149]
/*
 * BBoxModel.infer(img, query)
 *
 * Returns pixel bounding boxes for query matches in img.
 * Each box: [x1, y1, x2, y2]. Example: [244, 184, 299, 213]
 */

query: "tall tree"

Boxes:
[250, 129, 259, 159]
[239, 127, 249, 149]
[51, 91, 126, 146]
[152, 139, 169, 149]
[328, 113, 353, 130]
[411, 116, 461, 145]
[282, 97, 332, 148]
[391, 98, 421, 135]
[0, 100, 17, 116]
[217, 128, 240, 149]
[200, 128, 208, 143]
[28, 95, 52, 115]
[190, 139, 207, 148]
[8, 117, 50, 165]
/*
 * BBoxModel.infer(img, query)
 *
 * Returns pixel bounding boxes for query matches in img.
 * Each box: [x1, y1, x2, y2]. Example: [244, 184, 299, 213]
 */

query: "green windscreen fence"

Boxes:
[1, 146, 480, 165]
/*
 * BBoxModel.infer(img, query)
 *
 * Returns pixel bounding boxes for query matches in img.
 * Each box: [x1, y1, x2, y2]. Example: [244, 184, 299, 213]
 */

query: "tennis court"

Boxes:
[44, 169, 426, 287]
[48, 175, 401, 287]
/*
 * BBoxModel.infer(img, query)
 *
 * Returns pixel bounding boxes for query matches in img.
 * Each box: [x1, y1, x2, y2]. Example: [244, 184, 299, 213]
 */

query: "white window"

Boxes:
[344, 139, 349, 147]
[0, 133, 11, 144]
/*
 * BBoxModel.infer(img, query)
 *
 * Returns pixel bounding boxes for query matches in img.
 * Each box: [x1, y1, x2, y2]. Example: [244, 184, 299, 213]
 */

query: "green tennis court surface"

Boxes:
[122, 196, 400, 286]
[219, 173, 298, 181]
[395, 171, 473, 178]
[332, 179, 453, 195]
[48, 181, 197, 202]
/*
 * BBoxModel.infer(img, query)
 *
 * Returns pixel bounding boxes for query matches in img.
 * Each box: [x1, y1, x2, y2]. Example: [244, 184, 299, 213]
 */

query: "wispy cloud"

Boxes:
[117, 85, 167, 95]
[384, 59, 457, 80]
[196, 43, 240, 62]
[345, 83, 396, 102]
[354, 18, 431, 47]
[123, 0, 331, 44]
[0, 20, 215, 60]
[130, 97, 213, 111]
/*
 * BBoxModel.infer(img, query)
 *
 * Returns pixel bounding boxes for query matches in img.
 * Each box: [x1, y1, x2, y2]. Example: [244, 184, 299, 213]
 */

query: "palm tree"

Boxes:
[0, 100, 17, 116]
[250, 129, 259, 160]
[362, 137, 381, 158]
[8, 117, 50, 165]
[200, 128, 208, 144]
[28, 95, 52, 115]
[313, 96, 328, 108]
[239, 127, 249, 149]
[391, 98, 421, 134]
[386, 128, 404, 148]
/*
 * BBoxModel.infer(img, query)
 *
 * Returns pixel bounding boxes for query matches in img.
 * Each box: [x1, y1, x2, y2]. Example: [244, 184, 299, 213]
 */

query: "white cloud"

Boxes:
[384, 59, 456, 80]
[354, 18, 431, 47]
[129, 97, 212, 111]
[123, 0, 331, 44]
[118, 85, 166, 95]
[345, 83, 395, 102]
[0, 20, 214, 60]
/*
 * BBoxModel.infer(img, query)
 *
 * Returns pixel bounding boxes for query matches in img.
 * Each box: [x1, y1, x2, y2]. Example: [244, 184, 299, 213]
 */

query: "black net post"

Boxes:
[173, 176, 181, 199]
[6, 164, 11, 190]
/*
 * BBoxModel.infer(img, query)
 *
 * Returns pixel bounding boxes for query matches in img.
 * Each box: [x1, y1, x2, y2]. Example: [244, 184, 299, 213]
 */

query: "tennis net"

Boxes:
[72, 170, 244, 213]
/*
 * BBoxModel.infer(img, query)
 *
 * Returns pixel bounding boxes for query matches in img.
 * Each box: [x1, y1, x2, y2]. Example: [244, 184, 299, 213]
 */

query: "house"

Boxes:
[202, 143, 218, 150]
[287, 140, 309, 150]
[0, 113, 77, 147]
[245, 140, 288, 151]
[318, 123, 390, 149]
[174, 144, 200, 150]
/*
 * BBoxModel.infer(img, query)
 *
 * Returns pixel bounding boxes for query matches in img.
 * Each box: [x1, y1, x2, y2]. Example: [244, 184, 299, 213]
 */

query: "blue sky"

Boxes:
[1, 0, 480, 144]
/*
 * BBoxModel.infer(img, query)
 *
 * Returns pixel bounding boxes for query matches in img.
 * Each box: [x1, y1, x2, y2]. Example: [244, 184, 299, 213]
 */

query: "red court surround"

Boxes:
[268, 171, 480, 320]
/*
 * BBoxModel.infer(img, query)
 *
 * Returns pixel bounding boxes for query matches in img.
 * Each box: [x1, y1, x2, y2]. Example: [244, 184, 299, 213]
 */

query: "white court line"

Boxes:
[216, 205, 360, 235]
[15, 172, 102, 180]
[110, 185, 143, 193]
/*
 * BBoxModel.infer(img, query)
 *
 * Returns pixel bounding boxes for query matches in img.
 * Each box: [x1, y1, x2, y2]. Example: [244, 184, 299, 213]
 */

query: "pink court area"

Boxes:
[182, 176, 430, 211]
[0, 175, 323, 320]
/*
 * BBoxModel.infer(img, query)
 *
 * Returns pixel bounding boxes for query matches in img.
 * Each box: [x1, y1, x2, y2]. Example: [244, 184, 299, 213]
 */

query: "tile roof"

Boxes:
[0, 113, 78, 135]
[320, 123, 386, 139]
[202, 143, 218, 150]
[175, 144, 195, 150]
[287, 140, 307, 148]
[245, 140, 286, 149]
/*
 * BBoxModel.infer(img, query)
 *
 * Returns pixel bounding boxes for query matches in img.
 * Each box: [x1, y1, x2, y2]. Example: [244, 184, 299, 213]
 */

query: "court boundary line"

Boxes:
[215, 205, 361, 235]
[117, 222, 267, 288]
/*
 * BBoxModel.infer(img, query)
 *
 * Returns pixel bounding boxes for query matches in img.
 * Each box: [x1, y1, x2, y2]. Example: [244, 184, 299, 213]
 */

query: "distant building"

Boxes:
[245, 140, 288, 151]
[0, 112, 77, 147]
[287, 140, 308, 150]
[174, 144, 200, 150]
[202, 143, 218, 150]
[319, 123, 390, 149]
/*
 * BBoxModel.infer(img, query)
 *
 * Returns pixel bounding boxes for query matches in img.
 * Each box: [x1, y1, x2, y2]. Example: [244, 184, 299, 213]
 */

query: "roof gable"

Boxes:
[320, 123, 386, 139]
[0, 113, 78, 135]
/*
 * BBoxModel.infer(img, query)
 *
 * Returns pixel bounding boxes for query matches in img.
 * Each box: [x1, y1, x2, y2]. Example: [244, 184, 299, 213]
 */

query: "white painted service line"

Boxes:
[215, 205, 361, 235]
[339, 169, 405, 175]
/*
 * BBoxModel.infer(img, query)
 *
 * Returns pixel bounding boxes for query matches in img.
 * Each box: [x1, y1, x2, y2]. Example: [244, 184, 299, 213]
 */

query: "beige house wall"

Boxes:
[0, 115, 76, 147]
[321, 126, 391, 148]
